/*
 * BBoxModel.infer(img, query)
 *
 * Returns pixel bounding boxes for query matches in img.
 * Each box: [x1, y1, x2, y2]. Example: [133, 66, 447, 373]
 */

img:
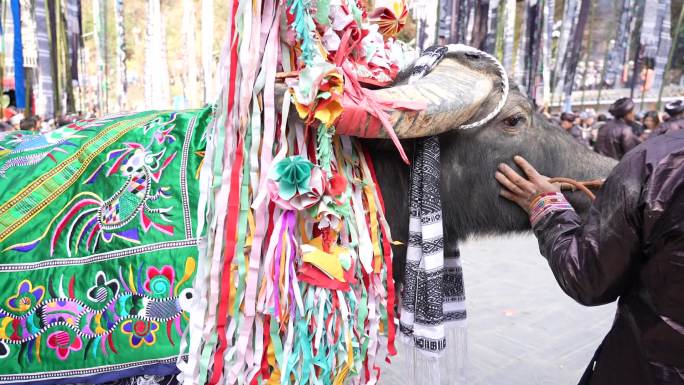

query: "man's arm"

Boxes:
[496, 156, 644, 306]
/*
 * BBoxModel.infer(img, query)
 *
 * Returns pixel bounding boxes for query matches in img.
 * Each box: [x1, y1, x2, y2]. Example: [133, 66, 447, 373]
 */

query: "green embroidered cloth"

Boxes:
[0, 108, 210, 384]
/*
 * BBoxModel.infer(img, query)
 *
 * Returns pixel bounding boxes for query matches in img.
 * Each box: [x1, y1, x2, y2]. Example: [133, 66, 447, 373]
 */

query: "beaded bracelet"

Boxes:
[529, 192, 573, 226]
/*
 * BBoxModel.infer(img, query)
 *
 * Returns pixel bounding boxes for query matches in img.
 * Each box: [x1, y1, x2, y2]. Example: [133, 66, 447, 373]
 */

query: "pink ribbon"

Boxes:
[331, 29, 425, 164]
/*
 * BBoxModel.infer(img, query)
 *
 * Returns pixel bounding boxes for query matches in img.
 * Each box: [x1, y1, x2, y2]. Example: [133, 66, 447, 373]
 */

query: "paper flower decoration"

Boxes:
[326, 171, 347, 197]
[316, 200, 342, 230]
[288, 62, 344, 128]
[298, 236, 356, 291]
[369, 0, 408, 38]
[315, 195, 351, 231]
[268, 156, 325, 210]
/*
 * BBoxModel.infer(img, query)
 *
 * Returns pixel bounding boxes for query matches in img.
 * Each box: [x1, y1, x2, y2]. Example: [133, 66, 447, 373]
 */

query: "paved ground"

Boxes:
[380, 234, 616, 385]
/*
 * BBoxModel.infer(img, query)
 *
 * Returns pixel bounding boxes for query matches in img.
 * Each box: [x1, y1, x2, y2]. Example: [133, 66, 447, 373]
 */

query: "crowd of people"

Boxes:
[0, 90, 91, 134]
[550, 98, 684, 160]
[0, 107, 88, 134]
[1, 88, 683, 165]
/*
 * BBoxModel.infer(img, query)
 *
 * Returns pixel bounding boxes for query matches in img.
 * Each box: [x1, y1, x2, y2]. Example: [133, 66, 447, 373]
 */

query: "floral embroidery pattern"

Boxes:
[121, 320, 159, 348]
[46, 330, 82, 360]
[0, 257, 196, 363]
[6, 280, 44, 314]
[87, 271, 120, 303]
[144, 265, 175, 298]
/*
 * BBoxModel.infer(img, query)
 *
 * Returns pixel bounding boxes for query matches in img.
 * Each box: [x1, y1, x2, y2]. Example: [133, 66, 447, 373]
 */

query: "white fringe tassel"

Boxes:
[402, 325, 468, 385]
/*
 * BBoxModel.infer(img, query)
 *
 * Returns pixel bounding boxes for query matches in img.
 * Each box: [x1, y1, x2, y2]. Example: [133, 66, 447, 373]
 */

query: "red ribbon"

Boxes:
[209, 0, 242, 382]
[363, 148, 397, 357]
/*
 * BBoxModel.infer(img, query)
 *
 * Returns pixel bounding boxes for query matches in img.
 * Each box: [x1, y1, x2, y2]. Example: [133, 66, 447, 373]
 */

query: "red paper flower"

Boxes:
[327, 172, 347, 197]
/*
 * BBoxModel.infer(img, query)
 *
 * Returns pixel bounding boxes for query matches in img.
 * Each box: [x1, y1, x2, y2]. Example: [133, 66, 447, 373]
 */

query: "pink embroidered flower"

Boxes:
[144, 265, 175, 298]
[46, 331, 82, 360]
[6, 280, 44, 314]
[121, 319, 159, 348]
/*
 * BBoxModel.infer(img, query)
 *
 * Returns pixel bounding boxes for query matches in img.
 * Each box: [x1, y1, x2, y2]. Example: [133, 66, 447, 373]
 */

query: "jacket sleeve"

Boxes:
[531, 153, 645, 306]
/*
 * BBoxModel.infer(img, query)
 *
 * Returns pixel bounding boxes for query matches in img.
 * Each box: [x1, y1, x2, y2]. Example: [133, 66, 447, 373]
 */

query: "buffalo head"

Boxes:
[353, 47, 617, 283]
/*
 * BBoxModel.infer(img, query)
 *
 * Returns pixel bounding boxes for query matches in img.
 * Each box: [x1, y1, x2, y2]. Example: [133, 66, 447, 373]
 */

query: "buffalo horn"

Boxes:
[275, 56, 495, 138]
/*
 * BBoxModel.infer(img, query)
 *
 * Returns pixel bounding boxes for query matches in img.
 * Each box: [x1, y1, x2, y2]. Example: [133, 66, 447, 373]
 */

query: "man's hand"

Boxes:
[495, 156, 560, 213]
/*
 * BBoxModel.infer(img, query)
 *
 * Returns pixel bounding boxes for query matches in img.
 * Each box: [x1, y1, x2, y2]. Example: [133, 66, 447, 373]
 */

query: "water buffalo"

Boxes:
[0, 46, 616, 385]
[352, 49, 617, 283]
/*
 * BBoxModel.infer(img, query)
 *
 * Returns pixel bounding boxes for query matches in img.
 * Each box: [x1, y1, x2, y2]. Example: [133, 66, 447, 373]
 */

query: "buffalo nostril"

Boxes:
[465, 52, 481, 60]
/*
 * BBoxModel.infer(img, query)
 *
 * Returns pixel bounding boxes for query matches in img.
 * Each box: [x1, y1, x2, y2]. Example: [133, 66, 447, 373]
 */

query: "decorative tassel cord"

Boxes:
[548, 178, 603, 201]
[400, 44, 508, 385]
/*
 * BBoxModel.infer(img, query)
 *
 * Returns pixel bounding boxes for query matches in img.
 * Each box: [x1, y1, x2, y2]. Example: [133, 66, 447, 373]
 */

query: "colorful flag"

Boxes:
[502, 0, 515, 72]
[541, 0, 555, 106]
[182, 0, 198, 107]
[561, 0, 591, 111]
[412, 0, 439, 52]
[10, 0, 25, 109]
[552, 0, 579, 101]
[484, 0, 500, 54]
[642, 0, 671, 91]
[35, 0, 53, 118]
[115, 0, 127, 110]
[144, 0, 170, 109]
[604, 0, 634, 88]
[201, 0, 213, 103]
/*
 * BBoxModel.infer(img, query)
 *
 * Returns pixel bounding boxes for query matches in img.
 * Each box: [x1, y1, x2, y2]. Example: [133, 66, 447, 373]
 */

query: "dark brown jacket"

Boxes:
[533, 131, 684, 385]
[653, 117, 684, 136]
[595, 119, 641, 160]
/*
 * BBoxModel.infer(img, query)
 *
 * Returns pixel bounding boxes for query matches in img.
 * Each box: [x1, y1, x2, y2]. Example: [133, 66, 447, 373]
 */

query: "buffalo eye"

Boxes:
[503, 115, 524, 127]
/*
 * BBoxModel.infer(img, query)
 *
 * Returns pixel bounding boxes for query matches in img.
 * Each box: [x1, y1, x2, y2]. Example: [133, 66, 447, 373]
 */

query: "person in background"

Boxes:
[0, 120, 12, 132]
[19, 116, 37, 131]
[653, 99, 684, 136]
[579, 110, 596, 148]
[19, 115, 40, 131]
[549, 112, 561, 126]
[8, 113, 24, 131]
[590, 114, 609, 147]
[631, 119, 646, 139]
[595, 97, 641, 160]
[2, 90, 17, 121]
[641, 111, 660, 141]
[560, 111, 590, 147]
